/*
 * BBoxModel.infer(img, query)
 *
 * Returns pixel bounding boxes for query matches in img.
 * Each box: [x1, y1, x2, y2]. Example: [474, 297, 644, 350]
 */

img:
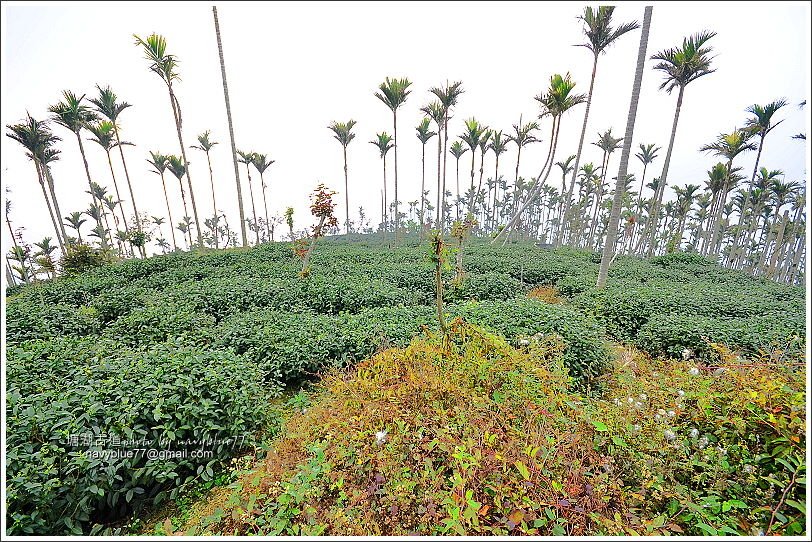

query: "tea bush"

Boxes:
[5, 338, 276, 535]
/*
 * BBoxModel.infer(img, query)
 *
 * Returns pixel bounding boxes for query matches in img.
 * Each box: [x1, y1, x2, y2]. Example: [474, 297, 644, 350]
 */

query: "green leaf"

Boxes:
[592, 420, 608, 432]
[515, 460, 531, 480]
[696, 523, 718, 536]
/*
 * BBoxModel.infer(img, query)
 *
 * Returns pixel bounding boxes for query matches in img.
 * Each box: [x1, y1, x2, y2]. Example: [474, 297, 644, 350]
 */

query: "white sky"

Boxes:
[2, 1, 810, 251]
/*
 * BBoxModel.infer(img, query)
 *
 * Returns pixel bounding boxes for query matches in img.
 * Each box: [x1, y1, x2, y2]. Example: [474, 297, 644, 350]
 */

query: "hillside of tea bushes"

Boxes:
[4, 240, 806, 535]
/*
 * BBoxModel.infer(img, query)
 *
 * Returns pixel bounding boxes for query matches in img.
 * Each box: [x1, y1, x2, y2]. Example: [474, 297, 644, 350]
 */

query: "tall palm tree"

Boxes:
[134, 33, 203, 247]
[415, 118, 437, 231]
[252, 153, 275, 242]
[430, 81, 465, 230]
[6, 115, 67, 251]
[488, 132, 510, 230]
[476, 129, 493, 219]
[166, 154, 193, 248]
[672, 182, 701, 248]
[588, 129, 624, 245]
[329, 120, 357, 234]
[507, 116, 541, 214]
[499, 73, 586, 244]
[191, 130, 220, 247]
[64, 211, 87, 244]
[645, 30, 717, 255]
[699, 127, 756, 256]
[634, 143, 660, 206]
[370, 133, 394, 232]
[147, 151, 177, 251]
[460, 118, 488, 214]
[212, 6, 247, 247]
[237, 150, 260, 245]
[87, 121, 131, 238]
[421, 101, 446, 227]
[553, 155, 576, 237]
[89, 84, 143, 252]
[48, 90, 105, 247]
[375, 77, 412, 235]
[449, 140, 469, 220]
[568, 6, 640, 244]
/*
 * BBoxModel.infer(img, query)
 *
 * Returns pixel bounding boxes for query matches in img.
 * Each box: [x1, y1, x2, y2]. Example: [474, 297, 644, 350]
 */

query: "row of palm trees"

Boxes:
[5, 7, 805, 287]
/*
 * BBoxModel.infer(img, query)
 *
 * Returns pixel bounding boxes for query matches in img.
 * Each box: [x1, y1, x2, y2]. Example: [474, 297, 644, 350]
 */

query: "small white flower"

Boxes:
[688, 367, 700, 376]
[682, 348, 693, 361]
[744, 464, 755, 474]
[301, 407, 308, 414]
[716, 445, 727, 456]
[652, 371, 659, 377]
[655, 414, 662, 420]
[613, 398, 620, 406]
[632, 424, 641, 432]
[657, 409, 667, 416]
[375, 430, 388, 445]
[698, 436, 709, 449]
[689, 428, 699, 439]
[627, 397, 635, 404]
[663, 430, 676, 441]
[638, 393, 647, 401]
[634, 401, 643, 409]
[677, 390, 685, 397]
[518, 338, 530, 346]
[667, 410, 676, 417]
[713, 367, 726, 376]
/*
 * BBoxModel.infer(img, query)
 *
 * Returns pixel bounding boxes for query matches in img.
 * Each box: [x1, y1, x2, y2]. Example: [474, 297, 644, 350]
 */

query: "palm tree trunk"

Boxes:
[33, 161, 65, 254]
[490, 154, 500, 231]
[167, 87, 203, 249]
[75, 133, 107, 249]
[393, 110, 399, 237]
[213, 6, 247, 248]
[435, 126, 442, 228]
[441, 112, 449, 231]
[104, 149, 131, 237]
[112, 124, 144, 256]
[203, 151, 219, 248]
[455, 157, 461, 220]
[159, 172, 178, 251]
[646, 84, 684, 256]
[41, 165, 67, 250]
[467, 147, 476, 214]
[766, 210, 789, 279]
[475, 147, 486, 219]
[260, 172, 270, 243]
[244, 164, 260, 245]
[560, 54, 599, 247]
[598, 6, 652, 287]
[343, 145, 350, 234]
[382, 155, 388, 233]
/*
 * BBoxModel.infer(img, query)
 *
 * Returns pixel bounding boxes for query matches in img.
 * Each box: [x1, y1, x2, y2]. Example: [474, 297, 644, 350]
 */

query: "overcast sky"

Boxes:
[2, 1, 809, 252]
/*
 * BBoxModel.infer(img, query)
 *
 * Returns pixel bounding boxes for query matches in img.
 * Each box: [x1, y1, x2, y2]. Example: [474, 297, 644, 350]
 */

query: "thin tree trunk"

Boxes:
[33, 161, 65, 253]
[393, 110, 399, 238]
[559, 54, 598, 247]
[205, 151, 219, 249]
[41, 165, 67, 251]
[167, 85, 203, 249]
[343, 146, 350, 234]
[435, 126, 442, 228]
[766, 210, 789, 279]
[112, 124, 144, 256]
[244, 163, 260, 245]
[213, 6, 247, 248]
[598, 6, 651, 287]
[441, 111, 449, 231]
[75, 133, 107, 249]
[260, 171, 270, 243]
[105, 149, 131, 237]
[645, 85, 684, 256]
[160, 172, 178, 251]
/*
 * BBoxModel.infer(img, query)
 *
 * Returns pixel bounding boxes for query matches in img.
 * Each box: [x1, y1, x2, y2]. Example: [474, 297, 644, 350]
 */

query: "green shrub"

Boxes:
[6, 301, 101, 345]
[59, 243, 114, 277]
[5, 338, 276, 535]
[104, 303, 217, 347]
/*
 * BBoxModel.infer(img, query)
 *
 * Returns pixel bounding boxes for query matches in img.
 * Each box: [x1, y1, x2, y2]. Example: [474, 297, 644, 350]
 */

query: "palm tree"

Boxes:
[147, 151, 177, 251]
[588, 129, 624, 245]
[166, 154, 192, 248]
[553, 155, 576, 238]
[430, 81, 465, 230]
[63, 212, 86, 244]
[498, 73, 586, 244]
[212, 7, 247, 247]
[449, 140, 469, 220]
[370, 132, 394, 231]
[476, 129, 493, 219]
[488, 131, 510, 230]
[86, 121, 131, 238]
[460, 118, 488, 214]
[634, 143, 660, 207]
[421, 101, 446, 227]
[328, 120, 357, 234]
[89, 85, 143, 252]
[252, 153, 275, 242]
[699, 127, 756, 256]
[48, 90, 105, 247]
[507, 115, 541, 214]
[672, 183, 701, 248]
[6, 115, 67, 251]
[237, 150, 260, 245]
[134, 33, 203, 247]
[645, 30, 717, 256]
[568, 6, 640, 243]
[375, 77, 412, 235]
[191, 131, 220, 248]
[412, 118, 437, 232]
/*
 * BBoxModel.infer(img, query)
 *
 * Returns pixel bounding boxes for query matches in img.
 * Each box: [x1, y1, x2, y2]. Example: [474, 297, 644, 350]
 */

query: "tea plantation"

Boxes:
[4, 240, 806, 535]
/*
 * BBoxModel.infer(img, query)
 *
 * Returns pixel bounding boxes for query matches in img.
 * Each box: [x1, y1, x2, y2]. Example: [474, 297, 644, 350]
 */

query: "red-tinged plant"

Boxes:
[299, 183, 338, 277]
